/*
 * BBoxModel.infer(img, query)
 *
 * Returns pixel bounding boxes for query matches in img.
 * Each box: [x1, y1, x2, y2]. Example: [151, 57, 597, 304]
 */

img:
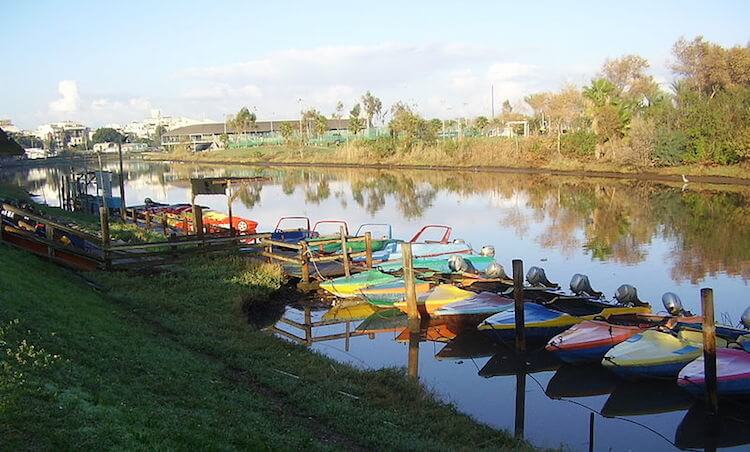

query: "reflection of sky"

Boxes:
[6, 161, 750, 450]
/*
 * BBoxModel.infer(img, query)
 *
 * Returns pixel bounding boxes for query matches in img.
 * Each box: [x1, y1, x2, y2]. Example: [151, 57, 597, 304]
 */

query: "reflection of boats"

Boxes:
[378, 255, 496, 274]
[321, 300, 381, 322]
[306, 221, 392, 254]
[478, 301, 650, 342]
[478, 346, 560, 377]
[677, 348, 750, 397]
[395, 323, 457, 343]
[603, 327, 747, 380]
[358, 279, 431, 307]
[319, 270, 396, 298]
[545, 364, 619, 399]
[393, 284, 474, 315]
[435, 330, 497, 360]
[601, 379, 693, 417]
[434, 292, 514, 331]
[355, 309, 407, 334]
[675, 401, 750, 449]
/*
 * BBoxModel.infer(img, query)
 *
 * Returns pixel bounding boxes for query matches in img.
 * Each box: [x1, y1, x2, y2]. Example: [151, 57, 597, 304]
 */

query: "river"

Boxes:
[4, 159, 750, 451]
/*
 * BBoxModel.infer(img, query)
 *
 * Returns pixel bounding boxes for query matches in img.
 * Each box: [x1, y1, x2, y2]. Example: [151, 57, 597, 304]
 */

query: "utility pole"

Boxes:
[491, 84, 495, 119]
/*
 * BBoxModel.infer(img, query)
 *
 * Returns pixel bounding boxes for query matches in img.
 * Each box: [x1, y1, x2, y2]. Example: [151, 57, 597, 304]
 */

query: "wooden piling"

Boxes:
[192, 205, 204, 238]
[364, 232, 373, 268]
[227, 180, 234, 236]
[145, 211, 152, 230]
[299, 242, 311, 285]
[701, 287, 719, 416]
[588, 412, 595, 452]
[514, 371, 525, 439]
[340, 226, 351, 277]
[161, 216, 169, 237]
[117, 142, 126, 220]
[512, 259, 526, 353]
[304, 306, 312, 346]
[99, 206, 111, 270]
[45, 223, 55, 258]
[407, 330, 420, 379]
[402, 243, 420, 330]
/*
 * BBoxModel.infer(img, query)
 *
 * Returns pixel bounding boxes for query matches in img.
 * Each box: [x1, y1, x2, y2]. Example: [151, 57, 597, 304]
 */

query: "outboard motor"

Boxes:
[569, 274, 602, 298]
[615, 284, 647, 307]
[144, 197, 154, 206]
[661, 292, 685, 316]
[741, 306, 750, 329]
[448, 255, 476, 273]
[526, 266, 557, 288]
[484, 262, 509, 279]
[480, 245, 496, 257]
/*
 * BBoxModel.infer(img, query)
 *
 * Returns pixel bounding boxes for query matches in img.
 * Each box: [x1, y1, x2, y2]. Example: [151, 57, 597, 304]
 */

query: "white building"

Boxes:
[121, 110, 210, 139]
[0, 119, 20, 134]
[34, 121, 90, 149]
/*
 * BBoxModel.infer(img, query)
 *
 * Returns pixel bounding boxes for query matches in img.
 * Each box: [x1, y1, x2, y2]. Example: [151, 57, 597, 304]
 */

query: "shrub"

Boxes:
[561, 131, 596, 157]
[652, 128, 689, 166]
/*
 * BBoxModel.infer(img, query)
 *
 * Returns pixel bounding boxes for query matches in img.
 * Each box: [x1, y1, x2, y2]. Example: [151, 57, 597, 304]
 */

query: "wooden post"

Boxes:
[407, 329, 420, 379]
[304, 306, 312, 346]
[118, 142, 126, 220]
[161, 215, 169, 237]
[96, 152, 109, 214]
[513, 259, 526, 353]
[364, 232, 373, 268]
[588, 412, 595, 452]
[144, 211, 152, 230]
[99, 206, 111, 270]
[340, 226, 351, 277]
[129, 208, 137, 224]
[299, 242, 310, 285]
[701, 288, 719, 416]
[402, 243, 420, 331]
[45, 223, 55, 258]
[227, 180, 234, 236]
[514, 371, 526, 439]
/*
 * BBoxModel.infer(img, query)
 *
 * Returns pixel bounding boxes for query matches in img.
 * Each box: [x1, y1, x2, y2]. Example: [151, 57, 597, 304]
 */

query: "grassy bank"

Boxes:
[147, 138, 750, 182]
[0, 242, 528, 450]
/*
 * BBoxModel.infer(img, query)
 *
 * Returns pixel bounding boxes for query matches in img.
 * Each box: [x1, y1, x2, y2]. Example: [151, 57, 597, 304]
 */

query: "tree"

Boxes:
[300, 108, 325, 139]
[332, 101, 344, 120]
[600, 54, 659, 106]
[230, 107, 257, 136]
[524, 92, 552, 133]
[547, 85, 584, 155]
[361, 91, 382, 130]
[313, 113, 328, 137]
[474, 116, 489, 131]
[92, 127, 124, 144]
[152, 124, 167, 146]
[279, 122, 295, 144]
[672, 36, 750, 97]
[501, 100, 513, 115]
[348, 104, 364, 135]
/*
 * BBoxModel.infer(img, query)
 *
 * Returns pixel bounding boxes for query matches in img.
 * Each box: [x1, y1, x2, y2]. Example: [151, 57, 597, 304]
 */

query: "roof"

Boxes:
[163, 119, 349, 137]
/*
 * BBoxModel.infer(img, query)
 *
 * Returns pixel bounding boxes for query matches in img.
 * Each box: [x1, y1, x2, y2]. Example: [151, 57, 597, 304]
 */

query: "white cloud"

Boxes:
[49, 80, 80, 114]
[486, 62, 536, 81]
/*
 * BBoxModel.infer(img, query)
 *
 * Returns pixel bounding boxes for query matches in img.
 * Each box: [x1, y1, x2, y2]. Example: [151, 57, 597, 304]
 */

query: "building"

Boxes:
[122, 110, 211, 139]
[0, 119, 20, 134]
[34, 121, 90, 150]
[161, 119, 349, 151]
[93, 142, 149, 153]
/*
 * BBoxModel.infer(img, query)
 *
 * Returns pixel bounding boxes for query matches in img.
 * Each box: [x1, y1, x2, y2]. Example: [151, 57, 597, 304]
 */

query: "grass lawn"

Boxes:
[0, 244, 528, 450]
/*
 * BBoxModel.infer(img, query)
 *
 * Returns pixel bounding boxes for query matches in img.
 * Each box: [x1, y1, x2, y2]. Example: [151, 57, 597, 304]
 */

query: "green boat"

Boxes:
[358, 278, 431, 307]
[378, 255, 496, 274]
[319, 270, 396, 298]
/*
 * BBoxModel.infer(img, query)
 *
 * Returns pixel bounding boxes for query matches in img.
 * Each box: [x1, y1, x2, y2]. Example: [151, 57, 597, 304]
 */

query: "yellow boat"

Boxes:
[393, 284, 475, 315]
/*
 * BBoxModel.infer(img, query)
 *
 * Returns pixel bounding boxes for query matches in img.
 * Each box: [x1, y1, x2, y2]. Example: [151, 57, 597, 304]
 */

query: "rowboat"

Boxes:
[478, 302, 650, 341]
[358, 278, 431, 307]
[603, 326, 748, 380]
[392, 284, 475, 315]
[318, 270, 396, 298]
[433, 292, 514, 331]
[368, 225, 473, 262]
[544, 314, 700, 364]
[677, 348, 750, 397]
[269, 216, 318, 243]
[308, 223, 394, 254]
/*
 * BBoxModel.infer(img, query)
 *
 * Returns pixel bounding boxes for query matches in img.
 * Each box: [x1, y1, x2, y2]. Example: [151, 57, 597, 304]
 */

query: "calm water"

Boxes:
[4, 159, 750, 451]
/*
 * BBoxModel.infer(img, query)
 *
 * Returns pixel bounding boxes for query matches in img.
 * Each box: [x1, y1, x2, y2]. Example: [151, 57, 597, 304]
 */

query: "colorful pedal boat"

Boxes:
[677, 348, 750, 397]
[319, 270, 397, 298]
[358, 279, 431, 307]
[546, 320, 649, 364]
[378, 255, 497, 274]
[369, 241, 472, 263]
[433, 292, 514, 330]
[477, 302, 650, 341]
[392, 284, 475, 315]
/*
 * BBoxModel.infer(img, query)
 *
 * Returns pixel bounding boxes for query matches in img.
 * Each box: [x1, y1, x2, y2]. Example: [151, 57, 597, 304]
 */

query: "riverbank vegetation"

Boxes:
[0, 244, 528, 450]
[156, 36, 750, 179]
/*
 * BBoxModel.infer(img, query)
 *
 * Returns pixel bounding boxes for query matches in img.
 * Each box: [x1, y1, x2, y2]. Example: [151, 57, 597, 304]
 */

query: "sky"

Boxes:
[2, 0, 749, 129]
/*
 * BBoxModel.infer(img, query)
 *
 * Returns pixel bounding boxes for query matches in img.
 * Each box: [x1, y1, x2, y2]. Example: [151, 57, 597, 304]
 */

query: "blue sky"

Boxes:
[2, 0, 749, 129]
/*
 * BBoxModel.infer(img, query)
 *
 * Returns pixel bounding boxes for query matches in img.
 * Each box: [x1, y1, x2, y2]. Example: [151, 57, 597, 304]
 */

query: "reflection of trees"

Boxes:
[350, 173, 436, 219]
[304, 180, 331, 204]
[235, 184, 263, 209]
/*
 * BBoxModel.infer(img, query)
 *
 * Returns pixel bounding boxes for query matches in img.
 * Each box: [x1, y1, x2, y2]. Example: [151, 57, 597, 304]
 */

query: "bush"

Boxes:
[652, 128, 689, 166]
[560, 131, 596, 157]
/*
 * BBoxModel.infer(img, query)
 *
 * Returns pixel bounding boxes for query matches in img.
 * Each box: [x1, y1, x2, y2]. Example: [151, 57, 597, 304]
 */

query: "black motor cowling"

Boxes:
[526, 266, 557, 288]
[615, 284, 647, 307]
[484, 262, 508, 279]
[569, 274, 602, 297]
[661, 292, 685, 316]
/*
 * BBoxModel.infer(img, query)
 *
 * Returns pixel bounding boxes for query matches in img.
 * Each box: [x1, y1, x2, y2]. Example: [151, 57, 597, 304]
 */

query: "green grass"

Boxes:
[0, 246, 528, 450]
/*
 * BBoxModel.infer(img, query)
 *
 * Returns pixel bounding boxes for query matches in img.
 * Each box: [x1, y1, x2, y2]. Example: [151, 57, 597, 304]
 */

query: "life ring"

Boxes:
[237, 220, 248, 232]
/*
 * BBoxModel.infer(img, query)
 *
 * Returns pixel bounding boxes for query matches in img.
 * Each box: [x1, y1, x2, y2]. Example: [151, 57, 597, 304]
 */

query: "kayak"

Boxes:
[392, 284, 475, 315]
[358, 279, 431, 307]
[321, 300, 381, 322]
[433, 292, 514, 331]
[677, 348, 750, 397]
[378, 255, 497, 274]
[318, 270, 397, 298]
[477, 303, 580, 341]
[602, 329, 702, 379]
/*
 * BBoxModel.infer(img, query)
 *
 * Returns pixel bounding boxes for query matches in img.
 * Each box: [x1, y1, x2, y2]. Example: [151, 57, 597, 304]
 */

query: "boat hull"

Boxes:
[677, 348, 750, 397]
[546, 320, 647, 364]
